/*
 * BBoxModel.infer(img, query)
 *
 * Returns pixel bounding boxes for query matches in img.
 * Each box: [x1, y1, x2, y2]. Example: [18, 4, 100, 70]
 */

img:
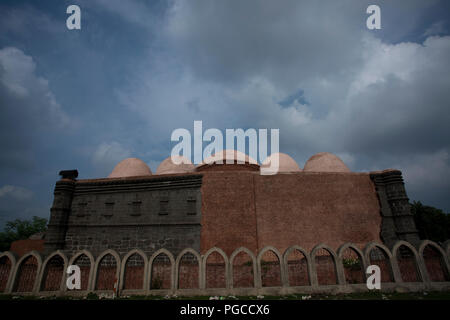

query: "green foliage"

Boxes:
[342, 258, 361, 270]
[86, 292, 99, 300]
[411, 201, 450, 243]
[0, 216, 47, 252]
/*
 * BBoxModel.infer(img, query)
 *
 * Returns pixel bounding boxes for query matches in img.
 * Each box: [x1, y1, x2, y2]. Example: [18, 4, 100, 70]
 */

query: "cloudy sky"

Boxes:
[0, 0, 449, 227]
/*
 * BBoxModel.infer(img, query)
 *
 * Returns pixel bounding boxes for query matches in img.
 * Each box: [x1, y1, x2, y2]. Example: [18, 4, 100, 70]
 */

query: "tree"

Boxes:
[411, 201, 450, 243]
[0, 216, 47, 252]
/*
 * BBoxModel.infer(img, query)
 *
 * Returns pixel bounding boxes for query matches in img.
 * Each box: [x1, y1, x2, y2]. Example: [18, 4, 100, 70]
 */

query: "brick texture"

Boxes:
[10, 239, 45, 257]
[201, 171, 382, 255]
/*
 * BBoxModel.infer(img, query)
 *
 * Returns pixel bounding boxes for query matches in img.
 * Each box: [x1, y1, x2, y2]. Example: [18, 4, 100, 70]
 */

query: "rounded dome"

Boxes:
[303, 152, 350, 173]
[156, 156, 195, 175]
[108, 158, 152, 178]
[261, 153, 301, 174]
[199, 149, 258, 166]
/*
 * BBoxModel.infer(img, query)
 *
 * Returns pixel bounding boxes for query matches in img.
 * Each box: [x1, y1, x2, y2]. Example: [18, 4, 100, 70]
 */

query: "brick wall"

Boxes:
[13, 256, 38, 292]
[200, 171, 382, 255]
[0, 257, 11, 292]
[10, 239, 45, 257]
[1, 241, 448, 294]
[40, 256, 64, 291]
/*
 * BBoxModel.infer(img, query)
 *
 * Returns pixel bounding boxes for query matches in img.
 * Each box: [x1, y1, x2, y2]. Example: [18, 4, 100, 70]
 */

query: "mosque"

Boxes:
[38, 150, 420, 259]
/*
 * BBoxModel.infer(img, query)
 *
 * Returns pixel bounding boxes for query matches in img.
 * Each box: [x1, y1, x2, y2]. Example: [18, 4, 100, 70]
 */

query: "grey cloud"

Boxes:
[0, 185, 33, 201]
[165, 0, 369, 89]
[0, 47, 69, 171]
[91, 141, 133, 177]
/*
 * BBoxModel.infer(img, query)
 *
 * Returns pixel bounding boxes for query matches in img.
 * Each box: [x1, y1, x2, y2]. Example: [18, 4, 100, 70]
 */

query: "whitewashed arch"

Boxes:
[364, 241, 397, 283]
[11, 250, 43, 294]
[202, 247, 229, 289]
[445, 240, 450, 260]
[256, 246, 284, 288]
[0, 251, 17, 293]
[229, 247, 257, 289]
[119, 249, 148, 291]
[310, 244, 340, 285]
[391, 240, 423, 282]
[418, 240, 450, 282]
[148, 248, 175, 291]
[175, 248, 202, 289]
[418, 240, 447, 259]
[337, 243, 367, 284]
[364, 241, 393, 259]
[67, 249, 95, 292]
[38, 250, 68, 292]
[92, 249, 121, 291]
[283, 245, 312, 287]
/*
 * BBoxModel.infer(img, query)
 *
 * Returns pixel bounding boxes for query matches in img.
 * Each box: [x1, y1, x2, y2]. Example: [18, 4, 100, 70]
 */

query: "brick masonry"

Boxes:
[1, 240, 449, 297]
[201, 170, 387, 255]
[39, 166, 421, 259]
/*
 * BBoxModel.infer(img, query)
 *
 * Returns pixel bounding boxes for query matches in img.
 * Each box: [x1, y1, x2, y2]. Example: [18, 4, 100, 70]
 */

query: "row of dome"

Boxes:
[108, 151, 350, 178]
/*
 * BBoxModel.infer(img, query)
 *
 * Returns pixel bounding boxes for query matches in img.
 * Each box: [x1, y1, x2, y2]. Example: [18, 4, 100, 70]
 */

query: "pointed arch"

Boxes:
[0, 251, 16, 293]
[311, 244, 339, 285]
[67, 250, 95, 291]
[257, 246, 284, 288]
[12, 251, 42, 293]
[230, 247, 257, 288]
[202, 247, 229, 289]
[337, 243, 366, 284]
[445, 240, 450, 260]
[148, 248, 175, 290]
[283, 245, 311, 287]
[120, 249, 148, 291]
[419, 240, 450, 282]
[364, 242, 396, 283]
[175, 248, 201, 289]
[38, 250, 68, 292]
[93, 249, 121, 291]
[392, 240, 423, 282]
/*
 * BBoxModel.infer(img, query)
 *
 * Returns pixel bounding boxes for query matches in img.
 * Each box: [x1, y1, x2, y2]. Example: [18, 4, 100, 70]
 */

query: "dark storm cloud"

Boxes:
[0, 0, 450, 228]
[119, 0, 450, 210]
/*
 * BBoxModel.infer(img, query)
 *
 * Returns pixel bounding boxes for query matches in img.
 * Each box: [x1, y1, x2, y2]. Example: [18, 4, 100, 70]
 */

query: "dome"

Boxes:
[303, 152, 350, 173]
[108, 158, 152, 178]
[156, 156, 195, 175]
[261, 153, 301, 174]
[199, 149, 258, 167]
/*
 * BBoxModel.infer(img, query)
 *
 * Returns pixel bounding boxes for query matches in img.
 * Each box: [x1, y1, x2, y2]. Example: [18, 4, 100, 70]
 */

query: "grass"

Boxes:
[1, 291, 450, 300]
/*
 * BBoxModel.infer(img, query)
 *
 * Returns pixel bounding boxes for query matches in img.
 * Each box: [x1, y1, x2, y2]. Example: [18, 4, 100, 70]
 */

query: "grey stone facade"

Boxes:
[370, 170, 420, 247]
[45, 174, 203, 257]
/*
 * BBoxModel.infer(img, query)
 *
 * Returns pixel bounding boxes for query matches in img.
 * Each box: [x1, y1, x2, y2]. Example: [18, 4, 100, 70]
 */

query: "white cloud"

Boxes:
[92, 141, 132, 174]
[0, 47, 71, 170]
[0, 47, 70, 128]
[0, 185, 33, 201]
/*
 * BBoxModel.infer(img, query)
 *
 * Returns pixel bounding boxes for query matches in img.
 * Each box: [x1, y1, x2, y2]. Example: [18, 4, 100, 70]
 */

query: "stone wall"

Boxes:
[45, 174, 203, 257]
[44, 168, 419, 265]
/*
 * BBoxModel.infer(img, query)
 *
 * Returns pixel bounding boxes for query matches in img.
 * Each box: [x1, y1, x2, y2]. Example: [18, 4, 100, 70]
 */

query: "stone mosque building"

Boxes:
[39, 150, 420, 258]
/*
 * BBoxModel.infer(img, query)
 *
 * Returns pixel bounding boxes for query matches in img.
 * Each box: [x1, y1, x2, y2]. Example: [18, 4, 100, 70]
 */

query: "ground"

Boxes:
[1, 291, 450, 300]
